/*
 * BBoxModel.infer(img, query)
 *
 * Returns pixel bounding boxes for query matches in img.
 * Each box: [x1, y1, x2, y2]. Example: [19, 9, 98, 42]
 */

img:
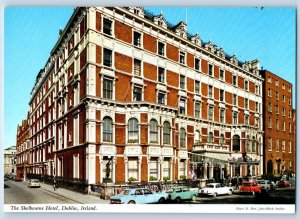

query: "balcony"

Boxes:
[193, 142, 230, 153]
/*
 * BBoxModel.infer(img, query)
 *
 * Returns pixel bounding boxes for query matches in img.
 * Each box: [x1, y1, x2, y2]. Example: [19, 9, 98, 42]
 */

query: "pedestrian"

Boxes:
[53, 178, 57, 191]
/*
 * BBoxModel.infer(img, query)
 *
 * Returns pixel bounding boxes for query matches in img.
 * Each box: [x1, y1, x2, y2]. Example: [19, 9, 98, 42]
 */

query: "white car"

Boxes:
[28, 179, 40, 188]
[199, 183, 234, 197]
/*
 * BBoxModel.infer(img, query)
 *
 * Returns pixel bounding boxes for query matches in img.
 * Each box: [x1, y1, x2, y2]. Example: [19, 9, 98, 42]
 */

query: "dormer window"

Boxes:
[128, 7, 145, 17]
[173, 22, 187, 39]
[191, 33, 202, 46]
[153, 13, 168, 29]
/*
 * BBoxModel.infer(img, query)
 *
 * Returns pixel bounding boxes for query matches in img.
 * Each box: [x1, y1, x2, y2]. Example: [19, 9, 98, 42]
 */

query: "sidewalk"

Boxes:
[39, 181, 110, 204]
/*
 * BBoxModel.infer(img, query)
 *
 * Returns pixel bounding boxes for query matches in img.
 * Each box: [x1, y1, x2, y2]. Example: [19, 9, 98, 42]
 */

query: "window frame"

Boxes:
[103, 17, 113, 36]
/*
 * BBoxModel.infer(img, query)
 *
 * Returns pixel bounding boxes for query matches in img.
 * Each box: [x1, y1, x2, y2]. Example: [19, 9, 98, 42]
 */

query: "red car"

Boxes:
[277, 180, 292, 188]
[239, 181, 262, 195]
[14, 175, 23, 181]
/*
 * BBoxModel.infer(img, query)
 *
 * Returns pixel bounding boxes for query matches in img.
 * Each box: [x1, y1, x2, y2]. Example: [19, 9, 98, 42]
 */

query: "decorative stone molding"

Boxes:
[216, 47, 225, 58]
[230, 54, 238, 65]
[204, 40, 217, 53]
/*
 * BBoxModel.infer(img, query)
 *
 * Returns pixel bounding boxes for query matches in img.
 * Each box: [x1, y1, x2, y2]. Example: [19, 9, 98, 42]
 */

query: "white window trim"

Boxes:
[101, 76, 116, 101]
[157, 41, 166, 57]
[133, 30, 143, 48]
[102, 47, 114, 69]
[102, 16, 114, 37]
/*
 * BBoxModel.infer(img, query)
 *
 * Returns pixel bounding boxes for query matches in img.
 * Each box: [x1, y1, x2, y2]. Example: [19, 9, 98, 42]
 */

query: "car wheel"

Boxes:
[192, 195, 197, 201]
[128, 200, 136, 204]
[175, 197, 181, 203]
[158, 197, 165, 204]
[213, 193, 217, 197]
[228, 190, 233, 195]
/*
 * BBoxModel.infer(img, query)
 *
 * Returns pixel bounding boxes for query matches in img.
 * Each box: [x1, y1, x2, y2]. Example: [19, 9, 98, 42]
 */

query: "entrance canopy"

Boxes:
[188, 152, 229, 166]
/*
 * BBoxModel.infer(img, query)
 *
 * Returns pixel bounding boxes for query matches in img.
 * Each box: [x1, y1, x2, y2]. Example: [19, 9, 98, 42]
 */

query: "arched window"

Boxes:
[128, 118, 139, 143]
[163, 121, 171, 145]
[252, 137, 256, 153]
[232, 135, 240, 151]
[103, 117, 113, 142]
[180, 128, 186, 148]
[150, 119, 159, 143]
[219, 134, 225, 144]
[208, 132, 214, 143]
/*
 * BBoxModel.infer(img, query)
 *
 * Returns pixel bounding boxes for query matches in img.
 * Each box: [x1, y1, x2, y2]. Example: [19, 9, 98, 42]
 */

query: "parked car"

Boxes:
[239, 181, 261, 195]
[167, 186, 198, 202]
[199, 183, 234, 197]
[277, 180, 292, 188]
[110, 188, 168, 204]
[14, 175, 23, 182]
[257, 180, 271, 191]
[28, 179, 40, 188]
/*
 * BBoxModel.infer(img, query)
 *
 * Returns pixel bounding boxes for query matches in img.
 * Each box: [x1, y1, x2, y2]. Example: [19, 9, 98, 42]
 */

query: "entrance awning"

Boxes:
[188, 152, 229, 165]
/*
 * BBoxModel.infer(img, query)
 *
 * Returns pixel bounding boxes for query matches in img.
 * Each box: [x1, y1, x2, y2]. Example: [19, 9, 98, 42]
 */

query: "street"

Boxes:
[4, 180, 81, 204]
[4, 179, 295, 205]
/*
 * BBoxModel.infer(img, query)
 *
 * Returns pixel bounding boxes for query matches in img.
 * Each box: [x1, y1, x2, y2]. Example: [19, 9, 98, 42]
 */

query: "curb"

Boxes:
[40, 186, 85, 204]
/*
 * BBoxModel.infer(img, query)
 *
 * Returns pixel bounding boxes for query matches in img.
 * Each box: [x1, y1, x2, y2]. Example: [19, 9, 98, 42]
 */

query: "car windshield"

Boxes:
[31, 179, 39, 182]
[206, 185, 214, 188]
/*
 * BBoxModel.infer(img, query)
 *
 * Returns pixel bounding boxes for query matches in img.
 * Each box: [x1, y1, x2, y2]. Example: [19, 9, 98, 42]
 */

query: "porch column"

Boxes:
[209, 163, 214, 179]
[203, 163, 208, 179]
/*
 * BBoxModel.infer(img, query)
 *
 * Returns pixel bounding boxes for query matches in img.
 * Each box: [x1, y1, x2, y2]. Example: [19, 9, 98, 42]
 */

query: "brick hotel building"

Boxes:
[16, 7, 265, 190]
[260, 70, 295, 176]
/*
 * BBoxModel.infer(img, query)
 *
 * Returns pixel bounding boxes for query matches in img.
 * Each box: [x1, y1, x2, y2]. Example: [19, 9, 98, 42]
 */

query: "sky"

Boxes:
[4, 7, 296, 147]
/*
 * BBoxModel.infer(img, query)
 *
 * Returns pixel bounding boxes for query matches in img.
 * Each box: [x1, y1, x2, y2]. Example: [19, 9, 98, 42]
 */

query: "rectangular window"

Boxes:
[245, 98, 248, 110]
[289, 110, 292, 118]
[268, 137, 272, 151]
[133, 86, 142, 101]
[233, 76, 237, 86]
[103, 48, 112, 67]
[133, 31, 141, 47]
[158, 67, 165, 83]
[179, 99, 185, 114]
[275, 91, 279, 100]
[220, 89, 224, 102]
[276, 139, 279, 151]
[195, 101, 201, 118]
[158, 92, 166, 105]
[268, 89, 272, 97]
[180, 75, 185, 89]
[244, 80, 248, 90]
[289, 141, 292, 152]
[208, 105, 213, 121]
[282, 108, 286, 116]
[208, 64, 213, 76]
[255, 85, 259, 94]
[288, 97, 291, 105]
[233, 94, 237, 105]
[195, 81, 200, 94]
[149, 160, 159, 180]
[128, 159, 138, 180]
[233, 112, 238, 124]
[220, 108, 225, 123]
[134, 59, 141, 76]
[245, 115, 249, 125]
[103, 18, 112, 35]
[255, 102, 258, 112]
[195, 58, 200, 71]
[179, 161, 186, 178]
[268, 103, 272, 112]
[289, 123, 292, 133]
[276, 119, 279, 130]
[103, 78, 113, 100]
[219, 69, 224, 81]
[162, 160, 171, 178]
[73, 154, 79, 179]
[275, 80, 279, 86]
[282, 121, 286, 131]
[275, 105, 279, 114]
[73, 115, 79, 145]
[282, 95, 285, 102]
[268, 117, 272, 128]
[158, 42, 165, 56]
[179, 51, 185, 64]
[208, 85, 213, 98]
[268, 76, 271, 83]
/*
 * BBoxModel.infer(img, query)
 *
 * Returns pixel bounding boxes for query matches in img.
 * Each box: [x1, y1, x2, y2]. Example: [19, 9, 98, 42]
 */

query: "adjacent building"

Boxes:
[16, 116, 30, 179]
[4, 146, 17, 175]
[18, 7, 265, 192]
[260, 70, 295, 176]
